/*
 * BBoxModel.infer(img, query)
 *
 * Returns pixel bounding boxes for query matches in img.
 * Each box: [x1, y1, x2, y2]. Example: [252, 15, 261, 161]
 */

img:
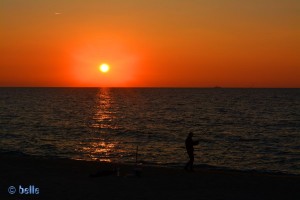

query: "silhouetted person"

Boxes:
[184, 132, 199, 171]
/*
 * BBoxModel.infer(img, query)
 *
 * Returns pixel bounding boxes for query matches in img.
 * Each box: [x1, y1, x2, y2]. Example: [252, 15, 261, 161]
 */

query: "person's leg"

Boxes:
[185, 152, 192, 170]
[185, 160, 190, 170]
[185, 152, 194, 171]
[190, 154, 194, 171]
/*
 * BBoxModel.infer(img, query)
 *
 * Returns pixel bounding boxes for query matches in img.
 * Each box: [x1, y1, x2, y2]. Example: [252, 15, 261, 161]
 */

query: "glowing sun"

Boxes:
[99, 63, 110, 73]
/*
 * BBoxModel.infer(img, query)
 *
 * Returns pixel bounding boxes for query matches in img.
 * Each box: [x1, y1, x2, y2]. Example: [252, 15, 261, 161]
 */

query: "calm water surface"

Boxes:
[0, 88, 299, 174]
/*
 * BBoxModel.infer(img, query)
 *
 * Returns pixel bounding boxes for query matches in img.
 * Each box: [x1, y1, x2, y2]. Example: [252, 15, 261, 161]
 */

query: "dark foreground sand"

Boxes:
[1, 155, 299, 200]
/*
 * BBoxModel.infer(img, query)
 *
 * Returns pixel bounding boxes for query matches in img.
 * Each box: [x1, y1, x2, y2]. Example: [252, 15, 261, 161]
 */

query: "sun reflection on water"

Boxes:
[80, 141, 116, 162]
[76, 88, 120, 162]
[91, 88, 118, 129]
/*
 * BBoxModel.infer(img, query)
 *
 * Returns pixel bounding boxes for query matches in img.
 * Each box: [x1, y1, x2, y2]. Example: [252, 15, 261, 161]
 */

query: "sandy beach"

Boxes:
[0, 154, 299, 200]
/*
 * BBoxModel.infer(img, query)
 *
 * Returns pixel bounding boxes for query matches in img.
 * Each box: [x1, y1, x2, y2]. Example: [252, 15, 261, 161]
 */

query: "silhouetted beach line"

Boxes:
[1, 154, 299, 200]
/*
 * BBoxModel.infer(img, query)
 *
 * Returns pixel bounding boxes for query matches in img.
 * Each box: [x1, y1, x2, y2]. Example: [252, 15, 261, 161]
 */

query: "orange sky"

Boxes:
[0, 0, 299, 87]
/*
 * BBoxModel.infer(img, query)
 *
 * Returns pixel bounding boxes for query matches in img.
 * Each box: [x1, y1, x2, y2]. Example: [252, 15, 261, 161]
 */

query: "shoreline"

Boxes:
[1, 151, 299, 176]
[1, 154, 299, 200]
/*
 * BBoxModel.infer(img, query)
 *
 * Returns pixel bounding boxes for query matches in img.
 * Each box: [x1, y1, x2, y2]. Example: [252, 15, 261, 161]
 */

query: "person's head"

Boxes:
[188, 132, 193, 137]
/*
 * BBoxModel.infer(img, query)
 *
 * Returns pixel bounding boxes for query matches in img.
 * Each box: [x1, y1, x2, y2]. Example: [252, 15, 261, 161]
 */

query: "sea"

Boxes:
[0, 88, 299, 175]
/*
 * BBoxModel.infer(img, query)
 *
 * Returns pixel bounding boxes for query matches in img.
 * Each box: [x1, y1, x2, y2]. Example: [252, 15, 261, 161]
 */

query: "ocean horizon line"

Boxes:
[0, 86, 299, 89]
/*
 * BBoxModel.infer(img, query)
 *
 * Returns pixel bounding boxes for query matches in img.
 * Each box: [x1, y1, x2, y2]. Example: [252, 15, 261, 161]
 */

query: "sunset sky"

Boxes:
[1, 0, 299, 87]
